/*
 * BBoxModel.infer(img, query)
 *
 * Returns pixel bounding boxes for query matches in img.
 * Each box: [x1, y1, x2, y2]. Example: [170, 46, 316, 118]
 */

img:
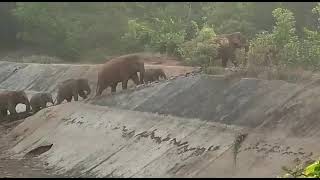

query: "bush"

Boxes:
[185, 20, 199, 41]
[249, 6, 320, 71]
[248, 8, 301, 68]
[147, 18, 186, 57]
[13, 3, 81, 60]
[13, 3, 129, 61]
[180, 25, 219, 66]
[280, 159, 320, 178]
[120, 19, 153, 53]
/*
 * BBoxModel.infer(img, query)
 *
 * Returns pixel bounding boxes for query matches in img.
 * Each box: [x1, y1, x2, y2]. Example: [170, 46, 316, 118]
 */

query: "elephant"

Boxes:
[106, 72, 141, 94]
[0, 90, 30, 118]
[95, 53, 145, 96]
[214, 32, 249, 68]
[30, 92, 54, 113]
[144, 68, 167, 83]
[56, 78, 91, 105]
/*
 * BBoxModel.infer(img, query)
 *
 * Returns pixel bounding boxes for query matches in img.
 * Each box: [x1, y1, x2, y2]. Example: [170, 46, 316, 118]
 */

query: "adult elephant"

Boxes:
[95, 54, 145, 96]
[55, 78, 91, 105]
[214, 32, 249, 68]
[0, 90, 30, 118]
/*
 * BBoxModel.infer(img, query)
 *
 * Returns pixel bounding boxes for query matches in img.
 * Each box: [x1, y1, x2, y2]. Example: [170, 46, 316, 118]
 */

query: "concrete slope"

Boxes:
[3, 102, 319, 178]
[0, 61, 196, 95]
[0, 61, 196, 112]
[1, 61, 320, 177]
[91, 74, 320, 137]
[4, 103, 242, 178]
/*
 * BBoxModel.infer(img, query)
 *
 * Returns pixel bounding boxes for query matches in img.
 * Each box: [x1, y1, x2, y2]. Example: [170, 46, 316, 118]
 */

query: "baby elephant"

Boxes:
[30, 93, 54, 113]
[0, 90, 30, 118]
[144, 68, 167, 83]
[56, 78, 91, 105]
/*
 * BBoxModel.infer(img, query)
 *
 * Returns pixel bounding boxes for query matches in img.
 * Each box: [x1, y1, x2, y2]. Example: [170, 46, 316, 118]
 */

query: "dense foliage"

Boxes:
[1, 2, 320, 69]
[280, 160, 320, 178]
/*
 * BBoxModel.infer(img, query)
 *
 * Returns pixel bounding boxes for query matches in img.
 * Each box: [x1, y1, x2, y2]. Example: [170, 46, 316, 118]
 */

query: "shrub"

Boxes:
[180, 25, 219, 66]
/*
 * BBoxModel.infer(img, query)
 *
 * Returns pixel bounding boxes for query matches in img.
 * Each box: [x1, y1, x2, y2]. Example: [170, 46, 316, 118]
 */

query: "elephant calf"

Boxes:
[144, 68, 167, 84]
[30, 92, 54, 113]
[0, 90, 30, 118]
[56, 78, 91, 105]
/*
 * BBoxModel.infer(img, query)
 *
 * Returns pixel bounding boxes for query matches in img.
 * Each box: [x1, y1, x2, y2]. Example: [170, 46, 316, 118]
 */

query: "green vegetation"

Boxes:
[1, 2, 320, 71]
[280, 160, 320, 178]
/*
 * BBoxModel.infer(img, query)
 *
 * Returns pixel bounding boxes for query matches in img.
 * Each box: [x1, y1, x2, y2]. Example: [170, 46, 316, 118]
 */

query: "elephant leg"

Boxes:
[40, 101, 47, 109]
[56, 92, 64, 105]
[57, 97, 63, 104]
[222, 56, 229, 68]
[66, 96, 72, 102]
[96, 84, 106, 96]
[79, 90, 87, 99]
[8, 102, 17, 115]
[72, 89, 79, 101]
[1, 108, 7, 117]
[131, 73, 140, 85]
[122, 79, 129, 90]
[111, 83, 117, 93]
[230, 52, 238, 67]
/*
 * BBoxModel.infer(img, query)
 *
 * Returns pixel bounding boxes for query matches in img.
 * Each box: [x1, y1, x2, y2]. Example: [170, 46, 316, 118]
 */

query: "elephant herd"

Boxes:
[0, 54, 167, 119]
[0, 32, 248, 119]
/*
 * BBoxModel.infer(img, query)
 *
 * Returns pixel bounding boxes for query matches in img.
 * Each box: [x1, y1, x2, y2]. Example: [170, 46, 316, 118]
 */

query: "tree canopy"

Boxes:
[1, 2, 320, 69]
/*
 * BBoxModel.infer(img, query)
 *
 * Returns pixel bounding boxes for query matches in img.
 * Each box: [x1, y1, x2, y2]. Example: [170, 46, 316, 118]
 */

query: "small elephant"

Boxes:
[30, 92, 54, 113]
[96, 53, 146, 96]
[56, 78, 91, 105]
[214, 32, 249, 68]
[0, 90, 30, 118]
[144, 68, 167, 83]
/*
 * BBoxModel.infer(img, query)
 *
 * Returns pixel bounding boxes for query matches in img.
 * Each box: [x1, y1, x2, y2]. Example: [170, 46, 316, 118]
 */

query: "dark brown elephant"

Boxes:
[105, 72, 141, 94]
[56, 78, 91, 105]
[30, 92, 54, 113]
[0, 90, 30, 118]
[215, 32, 249, 68]
[144, 68, 167, 83]
[96, 54, 145, 96]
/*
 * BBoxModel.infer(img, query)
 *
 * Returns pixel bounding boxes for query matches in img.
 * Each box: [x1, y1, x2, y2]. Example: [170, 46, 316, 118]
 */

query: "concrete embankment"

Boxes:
[1, 61, 320, 177]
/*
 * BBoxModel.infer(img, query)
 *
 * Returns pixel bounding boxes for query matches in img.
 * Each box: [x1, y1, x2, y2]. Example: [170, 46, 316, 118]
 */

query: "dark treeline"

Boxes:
[1, 2, 320, 70]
